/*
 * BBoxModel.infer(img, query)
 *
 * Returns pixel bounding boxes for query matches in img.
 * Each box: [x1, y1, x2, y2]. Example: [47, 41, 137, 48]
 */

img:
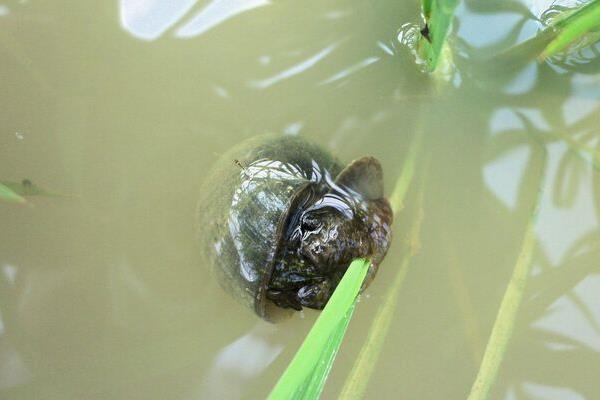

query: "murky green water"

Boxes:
[1, 1, 599, 399]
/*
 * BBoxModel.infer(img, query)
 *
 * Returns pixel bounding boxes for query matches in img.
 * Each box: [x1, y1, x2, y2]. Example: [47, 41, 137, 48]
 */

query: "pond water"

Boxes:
[1, 1, 599, 399]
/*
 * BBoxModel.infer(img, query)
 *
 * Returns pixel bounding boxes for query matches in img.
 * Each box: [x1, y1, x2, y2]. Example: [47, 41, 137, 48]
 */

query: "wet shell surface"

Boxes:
[197, 135, 392, 320]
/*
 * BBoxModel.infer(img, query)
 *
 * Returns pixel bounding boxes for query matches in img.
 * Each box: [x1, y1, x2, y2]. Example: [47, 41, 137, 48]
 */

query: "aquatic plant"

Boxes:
[468, 138, 547, 400]
[418, 0, 460, 72]
[0, 179, 74, 203]
[268, 128, 424, 400]
[4, 1, 599, 399]
[268, 1, 600, 398]
[539, 0, 600, 61]
[267, 258, 370, 400]
[0, 182, 27, 204]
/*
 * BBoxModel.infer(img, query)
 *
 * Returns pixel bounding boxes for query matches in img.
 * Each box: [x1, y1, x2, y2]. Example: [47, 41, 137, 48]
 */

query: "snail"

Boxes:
[197, 135, 392, 320]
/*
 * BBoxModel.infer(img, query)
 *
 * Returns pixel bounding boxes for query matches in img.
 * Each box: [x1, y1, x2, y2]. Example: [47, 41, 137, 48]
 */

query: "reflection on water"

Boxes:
[1, 0, 600, 399]
[501, 62, 538, 95]
[483, 140, 530, 210]
[0, 263, 31, 391]
[455, 3, 532, 49]
[119, 0, 198, 40]
[320, 56, 380, 86]
[533, 275, 600, 352]
[0, 5, 10, 17]
[175, 0, 269, 39]
[249, 43, 339, 89]
[200, 323, 283, 399]
[0, 343, 30, 391]
[120, 0, 269, 41]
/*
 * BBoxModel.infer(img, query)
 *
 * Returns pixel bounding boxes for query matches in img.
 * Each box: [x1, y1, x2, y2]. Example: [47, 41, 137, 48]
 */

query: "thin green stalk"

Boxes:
[339, 128, 427, 399]
[296, 304, 357, 399]
[268, 126, 426, 399]
[268, 259, 371, 400]
[339, 201, 424, 400]
[389, 128, 424, 215]
[444, 234, 485, 365]
[467, 149, 548, 400]
[419, 0, 460, 72]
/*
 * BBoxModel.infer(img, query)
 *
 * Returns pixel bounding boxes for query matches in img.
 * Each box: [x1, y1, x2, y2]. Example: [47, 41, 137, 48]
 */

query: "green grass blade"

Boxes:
[419, 0, 460, 72]
[552, 0, 600, 29]
[339, 127, 427, 398]
[1, 179, 76, 199]
[540, 0, 600, 60]
[422, 0, 433, 19]
[269, 124, 426, 399]
[294, 305, 357, 400]
[467, 149, 548, 400]
[268, 259, 371, 400]
[0, 182, 27, 204]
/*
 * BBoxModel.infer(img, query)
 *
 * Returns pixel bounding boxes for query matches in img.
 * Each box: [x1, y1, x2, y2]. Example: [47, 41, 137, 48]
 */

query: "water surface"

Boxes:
[1, 1, 599, 399]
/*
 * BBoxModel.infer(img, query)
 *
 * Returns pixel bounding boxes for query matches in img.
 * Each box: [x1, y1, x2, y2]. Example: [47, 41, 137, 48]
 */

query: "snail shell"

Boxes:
[197, 135, 392, 320]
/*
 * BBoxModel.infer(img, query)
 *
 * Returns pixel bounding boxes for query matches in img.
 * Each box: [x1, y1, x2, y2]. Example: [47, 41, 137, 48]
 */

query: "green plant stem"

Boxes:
[389, 128, 424, 215]
[339, 200, 424, 400]
[467, 150, 548, 400]
[338, 127, 427, 399]
[268, 259, 371, 400]
[419, 0, 460, 72]
[297, 304, 356, 399]
[268, 124, 426, 399]
[444, 235, 485, 365]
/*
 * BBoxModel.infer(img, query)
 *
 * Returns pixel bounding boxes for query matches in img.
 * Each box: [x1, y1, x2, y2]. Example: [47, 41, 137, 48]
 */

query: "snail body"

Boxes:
[198, 135, 392, 320]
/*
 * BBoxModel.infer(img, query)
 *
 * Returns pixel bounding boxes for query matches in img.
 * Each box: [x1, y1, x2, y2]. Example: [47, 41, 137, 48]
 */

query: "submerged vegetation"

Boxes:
[2, 1, 599, 399]
[0, 179, 73, 204]
[0, 181, 27, 204]
[468, 134, 548, 400]
[268, 259, 370, 400]
[269, 0, 600, 398]
[268, 128, 424, 399]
